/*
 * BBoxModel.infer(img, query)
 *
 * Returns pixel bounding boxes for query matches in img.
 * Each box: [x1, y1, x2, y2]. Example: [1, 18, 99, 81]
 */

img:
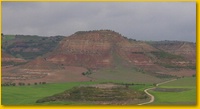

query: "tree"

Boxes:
[12, 83, 16, 86]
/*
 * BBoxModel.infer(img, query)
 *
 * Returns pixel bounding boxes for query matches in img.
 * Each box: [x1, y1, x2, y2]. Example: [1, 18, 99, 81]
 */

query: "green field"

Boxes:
[149, 77, 196, 105]
[1, 81, 152, 105]
[1, 81, 100, 105]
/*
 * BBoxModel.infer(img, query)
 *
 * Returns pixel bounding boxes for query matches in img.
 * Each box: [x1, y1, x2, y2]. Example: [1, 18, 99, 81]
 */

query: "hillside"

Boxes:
[149, 41, 196, 63]
[46, 30, 160, 69]
[2, 30, 196, 85]
[46, 30, 195, 72]
[2, 51, 27, 66]
[46, 30, 125, 68]
[2, 34, 65, 60]
[21, 56, 63, 70]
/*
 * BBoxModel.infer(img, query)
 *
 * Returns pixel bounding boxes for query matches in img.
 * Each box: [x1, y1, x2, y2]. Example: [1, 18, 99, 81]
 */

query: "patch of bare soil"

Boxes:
[1, 65, 91, 85]
[167, 69, 196, 77]
[153, 88, 190, 92]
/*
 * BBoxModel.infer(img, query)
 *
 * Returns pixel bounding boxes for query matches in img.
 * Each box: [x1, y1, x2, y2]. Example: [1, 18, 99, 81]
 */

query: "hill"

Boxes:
[148, 40, 196, 63]
[2, 30, 196, 85]
[46, 30, 195, 73]
[46, 30, 160, 69]
[2, 34, 65, 60]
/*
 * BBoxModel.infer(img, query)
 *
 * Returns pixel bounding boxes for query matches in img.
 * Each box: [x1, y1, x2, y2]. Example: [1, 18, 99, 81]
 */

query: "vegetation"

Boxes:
[2, 81, 99, 105]
[151, 51, 184, 60]
[36, 85, 148, 104]
[149, 77, 196, 105]
[82, 68, 93, 76]
[89, 66, 170, 84]
[2, 34, 15, 42]
[2, 61, 27, 66]
[2, 34, 65, 60]
[2, 81, 151, 105]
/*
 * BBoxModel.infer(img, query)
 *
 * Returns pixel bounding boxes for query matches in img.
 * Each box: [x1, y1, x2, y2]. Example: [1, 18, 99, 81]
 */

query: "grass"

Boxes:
[36, 86, 148, 104]
[150, 51, 184, 60]
[89, 66, 169, 84]
[1, 81, 99, 105]
[149, 77, 196, 105]
[2, 81, 152, 105]
[89, 52, 171, 84]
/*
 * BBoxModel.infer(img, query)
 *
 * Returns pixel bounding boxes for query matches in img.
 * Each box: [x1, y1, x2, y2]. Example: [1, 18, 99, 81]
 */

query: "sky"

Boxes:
[2, 2, 196, 42]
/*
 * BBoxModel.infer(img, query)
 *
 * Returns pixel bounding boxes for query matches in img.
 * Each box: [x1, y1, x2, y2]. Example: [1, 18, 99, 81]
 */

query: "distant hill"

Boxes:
[148, 40, 196, 63]
[2, 34, 65, 60]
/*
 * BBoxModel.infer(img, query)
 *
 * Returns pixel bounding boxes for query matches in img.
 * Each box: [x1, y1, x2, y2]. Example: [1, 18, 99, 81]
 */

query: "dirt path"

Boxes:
[138, 79, 177, 105]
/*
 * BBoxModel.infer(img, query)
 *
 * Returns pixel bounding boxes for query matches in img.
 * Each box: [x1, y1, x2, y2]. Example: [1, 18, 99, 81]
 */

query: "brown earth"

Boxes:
[2, 52, 27, 63]
[166, 69, 196, 77]
[2, 65, 90, 85]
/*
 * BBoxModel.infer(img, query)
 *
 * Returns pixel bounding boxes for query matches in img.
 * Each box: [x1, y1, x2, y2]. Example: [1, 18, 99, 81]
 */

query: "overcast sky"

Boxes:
[2, 2, 196, 42]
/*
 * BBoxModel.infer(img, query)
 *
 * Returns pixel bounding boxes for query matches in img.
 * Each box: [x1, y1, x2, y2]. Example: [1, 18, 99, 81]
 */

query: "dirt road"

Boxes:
[138, 79, 177, 105]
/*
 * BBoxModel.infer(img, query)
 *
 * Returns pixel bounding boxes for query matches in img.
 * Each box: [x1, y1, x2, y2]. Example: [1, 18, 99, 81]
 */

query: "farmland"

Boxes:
[2, 77, 196, 105]
[1, 81, 153, 105]
[2, 81, 99, 105]
[148, 77, 196, 105]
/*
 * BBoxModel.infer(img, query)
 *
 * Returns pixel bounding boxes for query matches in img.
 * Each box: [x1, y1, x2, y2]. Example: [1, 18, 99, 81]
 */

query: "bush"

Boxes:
[82, 69, 93, 76]
[42, 82, 46, 84]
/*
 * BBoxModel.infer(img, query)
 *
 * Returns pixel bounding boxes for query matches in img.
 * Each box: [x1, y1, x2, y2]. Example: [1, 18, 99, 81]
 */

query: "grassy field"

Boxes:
[89, 66, 169, 84]
[1, 81, 100, 105]
[149, 77, 196, 105]
[1, 81, 152, 105]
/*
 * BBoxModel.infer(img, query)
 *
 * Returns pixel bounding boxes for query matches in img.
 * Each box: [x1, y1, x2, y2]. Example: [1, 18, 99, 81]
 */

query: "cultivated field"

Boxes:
[149, 77, 196, 105]
[2, 81, 99, 105]
[2, 81, 153, 105]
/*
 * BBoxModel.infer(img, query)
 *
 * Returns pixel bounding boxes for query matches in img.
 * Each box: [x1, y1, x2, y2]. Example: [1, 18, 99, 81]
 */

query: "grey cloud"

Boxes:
[2, 2, 196, 42]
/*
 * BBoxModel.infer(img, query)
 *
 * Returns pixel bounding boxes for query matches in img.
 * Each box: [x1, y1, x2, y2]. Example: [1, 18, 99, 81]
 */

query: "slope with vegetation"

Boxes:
[2, 34, 65, 60]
